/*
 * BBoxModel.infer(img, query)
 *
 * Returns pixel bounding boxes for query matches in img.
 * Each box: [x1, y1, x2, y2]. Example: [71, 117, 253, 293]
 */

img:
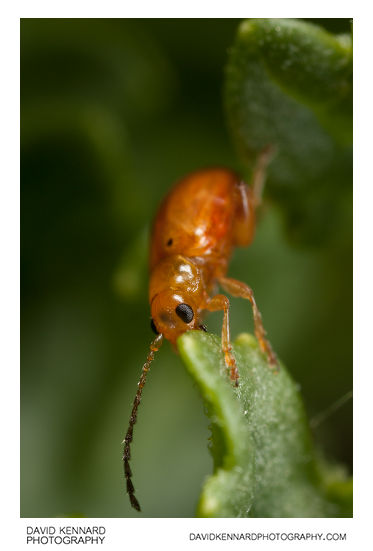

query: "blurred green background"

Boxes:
[21, 18, 352, 518]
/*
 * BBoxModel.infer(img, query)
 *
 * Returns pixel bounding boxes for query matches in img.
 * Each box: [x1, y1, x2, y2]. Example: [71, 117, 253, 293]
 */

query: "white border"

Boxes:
[15, 1, 354, 19]
[2, 2, 371, 550]
[17, 517, 357, 549]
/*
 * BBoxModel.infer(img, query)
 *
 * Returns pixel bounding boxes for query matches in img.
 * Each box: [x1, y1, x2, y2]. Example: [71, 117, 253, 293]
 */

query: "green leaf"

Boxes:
[225, 18, 352, 245]
[178, 331, 352, 517]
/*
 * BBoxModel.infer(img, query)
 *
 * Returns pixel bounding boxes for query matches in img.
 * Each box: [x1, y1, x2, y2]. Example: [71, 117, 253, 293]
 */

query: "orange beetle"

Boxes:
[123, 147, 278, 511]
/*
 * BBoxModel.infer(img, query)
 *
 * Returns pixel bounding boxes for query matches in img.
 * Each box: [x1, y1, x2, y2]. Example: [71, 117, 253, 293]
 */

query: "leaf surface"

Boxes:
[225, 18, 352, 245]
[178, 331, 352, 517]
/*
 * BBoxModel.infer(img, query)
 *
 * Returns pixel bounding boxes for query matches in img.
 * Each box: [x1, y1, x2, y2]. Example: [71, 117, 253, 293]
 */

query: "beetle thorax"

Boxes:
[149, 255, 206, 343]
[149, 254, 204, 302]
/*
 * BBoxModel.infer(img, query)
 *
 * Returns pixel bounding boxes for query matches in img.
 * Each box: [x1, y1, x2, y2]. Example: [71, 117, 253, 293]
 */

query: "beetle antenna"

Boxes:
[122, 333, 163, 512]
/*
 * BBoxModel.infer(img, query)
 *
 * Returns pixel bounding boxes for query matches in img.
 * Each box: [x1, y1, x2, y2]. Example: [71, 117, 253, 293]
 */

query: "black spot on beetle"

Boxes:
[167, 238, 173, 246]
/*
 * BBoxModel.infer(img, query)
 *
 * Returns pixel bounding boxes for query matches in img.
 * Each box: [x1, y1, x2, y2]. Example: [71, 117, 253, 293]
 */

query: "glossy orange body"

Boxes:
[150, 168, 255, 275]
[149, 168, 256, 345]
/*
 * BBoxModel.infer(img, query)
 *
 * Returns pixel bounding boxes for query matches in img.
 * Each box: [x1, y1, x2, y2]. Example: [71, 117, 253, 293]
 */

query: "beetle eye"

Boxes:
[175, 303, 194, 323]
[150, 319, 159, 335]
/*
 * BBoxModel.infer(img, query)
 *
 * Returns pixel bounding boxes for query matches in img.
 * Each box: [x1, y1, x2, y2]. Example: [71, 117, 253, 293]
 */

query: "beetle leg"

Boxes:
[204, 294, 239, 385]
[251, 144, 276, 208]
[232, 145, 276, 248]
[218, 276, 278, 371]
